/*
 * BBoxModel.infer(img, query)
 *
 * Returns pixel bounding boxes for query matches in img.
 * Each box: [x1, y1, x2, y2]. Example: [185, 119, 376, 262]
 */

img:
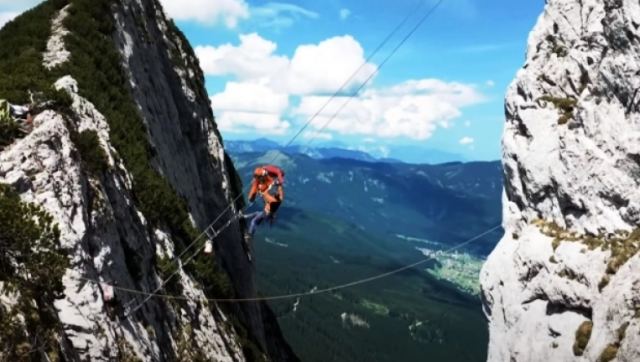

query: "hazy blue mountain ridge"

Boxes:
[226, 139, 466, 165]
[233, 150, 502, 256]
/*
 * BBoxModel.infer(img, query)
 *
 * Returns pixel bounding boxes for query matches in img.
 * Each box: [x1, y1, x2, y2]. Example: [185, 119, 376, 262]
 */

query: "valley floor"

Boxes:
[252, 209, 492, 362]
[397, 234, 485, 296]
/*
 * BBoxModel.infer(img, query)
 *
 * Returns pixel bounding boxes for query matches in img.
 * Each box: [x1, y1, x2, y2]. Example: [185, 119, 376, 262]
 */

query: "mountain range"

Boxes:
[232, 149, 502, 256]
[226, 138, 468, 165]
[229, 147, 503, 361]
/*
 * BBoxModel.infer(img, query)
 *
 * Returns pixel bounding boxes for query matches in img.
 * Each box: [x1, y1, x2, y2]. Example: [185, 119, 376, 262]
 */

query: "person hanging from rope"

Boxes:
[244, 165, 285, 241]
[202, 165, 285, 259]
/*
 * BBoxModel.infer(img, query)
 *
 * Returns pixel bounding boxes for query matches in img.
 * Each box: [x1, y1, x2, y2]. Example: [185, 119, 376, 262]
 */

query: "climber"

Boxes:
[203, 165, 285, 258]
[243, 165, 285, 241]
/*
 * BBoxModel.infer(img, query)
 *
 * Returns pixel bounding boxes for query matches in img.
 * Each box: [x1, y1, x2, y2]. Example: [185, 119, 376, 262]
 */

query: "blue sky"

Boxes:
[2, 0, 545, 161]
[169, 0, 545, 161]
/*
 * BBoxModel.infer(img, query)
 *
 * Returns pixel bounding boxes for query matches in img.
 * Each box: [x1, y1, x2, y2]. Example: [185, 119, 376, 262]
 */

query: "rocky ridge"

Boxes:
[0, 0, 296, 360]
[481, 0, 640, 361]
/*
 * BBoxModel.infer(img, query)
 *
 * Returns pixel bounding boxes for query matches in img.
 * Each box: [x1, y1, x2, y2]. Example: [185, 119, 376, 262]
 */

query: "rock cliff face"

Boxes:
[0, 0, 296, 360]
[481, 0, 640, 361]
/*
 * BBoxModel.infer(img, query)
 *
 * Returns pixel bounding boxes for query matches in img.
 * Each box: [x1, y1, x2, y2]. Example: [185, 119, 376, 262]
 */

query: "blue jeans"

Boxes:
[245, 211, 270, 236]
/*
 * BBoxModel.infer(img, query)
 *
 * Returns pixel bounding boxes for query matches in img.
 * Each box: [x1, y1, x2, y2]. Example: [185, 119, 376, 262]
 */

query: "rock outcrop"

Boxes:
[0, 0, 296, 360]
[481, 0, 640, 361]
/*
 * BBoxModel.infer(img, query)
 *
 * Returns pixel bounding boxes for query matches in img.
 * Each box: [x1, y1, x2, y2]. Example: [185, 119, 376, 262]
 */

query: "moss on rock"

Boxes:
[573, 320, 593, 356]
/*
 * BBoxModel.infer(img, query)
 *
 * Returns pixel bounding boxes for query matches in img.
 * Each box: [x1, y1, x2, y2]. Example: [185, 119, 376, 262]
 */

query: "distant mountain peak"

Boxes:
[226, 139, 470, 165]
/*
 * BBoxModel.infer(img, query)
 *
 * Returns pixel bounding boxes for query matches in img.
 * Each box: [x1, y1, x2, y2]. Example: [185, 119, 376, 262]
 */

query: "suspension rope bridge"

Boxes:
[77, 225, 501, 304]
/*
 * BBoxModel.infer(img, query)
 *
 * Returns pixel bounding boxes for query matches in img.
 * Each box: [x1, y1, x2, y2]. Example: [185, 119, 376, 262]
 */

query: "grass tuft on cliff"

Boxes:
[535, 220, 640, 289]
[539, 95, 578, 125]
[573, 320, 593, 356]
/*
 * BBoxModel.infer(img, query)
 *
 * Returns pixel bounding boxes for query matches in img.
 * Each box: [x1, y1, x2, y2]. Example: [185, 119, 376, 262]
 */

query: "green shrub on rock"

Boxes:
[72, 129, 109, 176]
[0, 184, 68, 359]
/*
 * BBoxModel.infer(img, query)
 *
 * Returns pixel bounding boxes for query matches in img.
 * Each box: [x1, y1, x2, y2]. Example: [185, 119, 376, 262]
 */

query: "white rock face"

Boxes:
[111, 3, 299, 360]
[0, 110, 85, 249]
[43, 5, 71, 70]
[0, 79, 244, 361]
[481, 0, 640, 361]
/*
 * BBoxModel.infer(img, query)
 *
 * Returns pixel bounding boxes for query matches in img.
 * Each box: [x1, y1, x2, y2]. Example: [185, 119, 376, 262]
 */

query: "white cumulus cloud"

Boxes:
[459, 136, 475, 145]
[196, 33, 376, 96]
[286, 35, 377, 95]
[216, 111, 290, 135]
[196, 33, 484, 141]
[384, 79, 484, 105]
[159, 0, 249, 27]
[294, 79, 484, 140]
[195, 33, 289, 80]
[211, 81, 290, 135]
[211, 81, 288, 114]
